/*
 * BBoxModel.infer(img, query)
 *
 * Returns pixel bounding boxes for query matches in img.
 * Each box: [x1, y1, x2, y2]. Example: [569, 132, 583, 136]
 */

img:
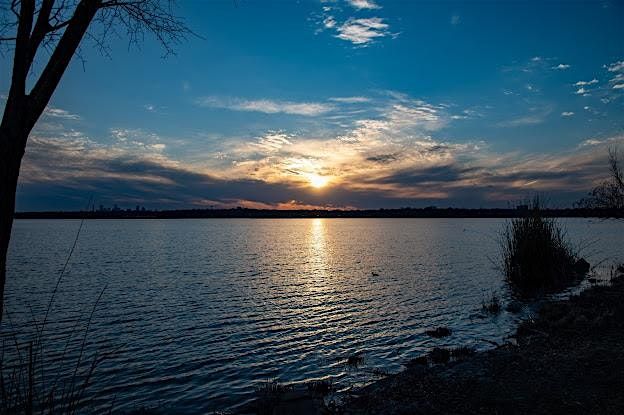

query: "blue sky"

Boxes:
[3, 0, 624, 210]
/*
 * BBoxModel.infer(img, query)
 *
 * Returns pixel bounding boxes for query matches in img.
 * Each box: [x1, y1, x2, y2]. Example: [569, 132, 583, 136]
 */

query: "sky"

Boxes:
[2, 0, 624, 210]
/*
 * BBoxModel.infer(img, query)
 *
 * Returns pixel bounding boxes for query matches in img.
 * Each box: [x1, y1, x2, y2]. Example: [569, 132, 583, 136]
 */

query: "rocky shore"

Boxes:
[343, 266, 624, 414]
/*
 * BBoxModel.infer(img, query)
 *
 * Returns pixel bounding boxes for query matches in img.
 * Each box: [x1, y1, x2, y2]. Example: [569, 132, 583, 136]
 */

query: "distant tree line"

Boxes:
[13, 206, 624, 219]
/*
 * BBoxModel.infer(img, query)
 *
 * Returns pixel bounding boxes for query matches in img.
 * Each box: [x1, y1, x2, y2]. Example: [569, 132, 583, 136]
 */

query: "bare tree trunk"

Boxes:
[0, 123, 28, 323]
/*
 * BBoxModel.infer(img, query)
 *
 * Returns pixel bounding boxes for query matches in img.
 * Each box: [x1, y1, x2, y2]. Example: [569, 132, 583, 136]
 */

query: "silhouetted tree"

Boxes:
[0, 0, 190, 322]
[579, 147, 624, 210]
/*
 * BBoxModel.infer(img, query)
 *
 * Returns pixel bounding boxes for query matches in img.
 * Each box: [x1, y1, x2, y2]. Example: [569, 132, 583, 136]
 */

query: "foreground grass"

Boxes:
[344, 266, 624, 414]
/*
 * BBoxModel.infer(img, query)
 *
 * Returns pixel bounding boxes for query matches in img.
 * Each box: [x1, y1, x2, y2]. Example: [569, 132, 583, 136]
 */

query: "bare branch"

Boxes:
[6, 0, 34, 101]
[1, 0, 192, 61]
[609, 147, 624, 191]
[580, 146, 624, 210]
[26, 0, 55, 68]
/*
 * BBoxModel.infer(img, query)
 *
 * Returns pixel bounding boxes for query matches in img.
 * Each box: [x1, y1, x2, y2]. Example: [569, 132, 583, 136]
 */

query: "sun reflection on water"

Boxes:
[305, 218, 330, 291]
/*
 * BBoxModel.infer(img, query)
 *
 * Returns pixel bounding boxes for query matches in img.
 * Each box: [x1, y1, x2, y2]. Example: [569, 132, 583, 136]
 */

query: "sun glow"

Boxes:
[308, 174, 329, 188]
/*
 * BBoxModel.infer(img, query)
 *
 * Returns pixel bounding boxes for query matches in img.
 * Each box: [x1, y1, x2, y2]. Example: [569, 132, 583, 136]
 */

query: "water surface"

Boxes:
[4, 218, 623, 413]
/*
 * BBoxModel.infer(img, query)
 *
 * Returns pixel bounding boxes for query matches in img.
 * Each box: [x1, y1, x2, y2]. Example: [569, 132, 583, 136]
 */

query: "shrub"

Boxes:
[502, 198, 582, 296]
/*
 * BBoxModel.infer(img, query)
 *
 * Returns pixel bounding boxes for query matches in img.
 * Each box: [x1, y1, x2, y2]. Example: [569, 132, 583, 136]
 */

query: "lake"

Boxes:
[4, 218, 623, 413]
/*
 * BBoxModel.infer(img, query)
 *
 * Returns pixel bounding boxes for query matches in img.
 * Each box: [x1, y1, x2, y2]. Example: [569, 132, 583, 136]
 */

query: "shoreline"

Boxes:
[342, 266, 624, 414]
[241, 266, 624, 414]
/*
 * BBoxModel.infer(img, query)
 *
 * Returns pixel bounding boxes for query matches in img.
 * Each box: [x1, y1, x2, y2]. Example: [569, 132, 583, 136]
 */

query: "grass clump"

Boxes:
[450, 346, 476, 360]
[345, 353, 364, 369]
[425, 327, 452, 338]
[306, 379, 334, 396]
[481, 293, 502, 314]
[254, 380, 293, 415]
[429, 348, 451, 364]
[502, 197, 583, 296]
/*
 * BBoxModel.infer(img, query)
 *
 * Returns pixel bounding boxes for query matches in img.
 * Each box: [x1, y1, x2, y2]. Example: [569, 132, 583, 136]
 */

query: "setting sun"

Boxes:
[308, 174, 329, 188]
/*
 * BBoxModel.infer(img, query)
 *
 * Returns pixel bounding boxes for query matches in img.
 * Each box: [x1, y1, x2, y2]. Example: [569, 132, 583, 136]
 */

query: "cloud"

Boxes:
[252, 131, 293, 153]
[502, 56, 557, 74]
[346, 0, 381, 10]
[497, 107, 552, 127]
[335, 17, 391, 45]
[552, 63, 570, 70]
[323, 16, 337, 29]
[17, 88, 624, 210]
[329, 96, 371, 103]
[605, 61, 624, 72]
[43, 106, 81, 120]
[451, 14, 460, 25]
[574, 79, 598, 86]
[575, 87, 588, 95]
[604, 60, 624, 92]
[498, 115, 545, 127]
[196, 96, 333, 116]
[366, 154, 398, 164]
[561, 112, 574, 117]
[578, 135, 624, 148]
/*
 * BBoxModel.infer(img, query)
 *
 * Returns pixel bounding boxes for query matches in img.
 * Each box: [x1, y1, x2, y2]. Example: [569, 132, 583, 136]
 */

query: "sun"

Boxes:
[308, 174, 329, 188]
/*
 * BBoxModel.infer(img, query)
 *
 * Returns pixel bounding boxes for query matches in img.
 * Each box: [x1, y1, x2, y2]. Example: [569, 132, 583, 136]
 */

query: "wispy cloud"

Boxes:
[605, 60, 624, 90]
[574, 79, 598, 86]
[552, 63, 570, 70]
[502, 55, 556, 74]
[21, 121, 624, 210]
[329, 96, 371, 103]
[335, 17, 391, 45]
[346, 0, 381, 10]
[605, 61, 624, 72]
[323, 16, 337, 29]
[451, 14, 460, 25]
[196, 96, 334, 116]
[498, 115, 545, 127]
[43, 106, 81, 120]
[252, 131, 293, 153]
[498, 107, 552, 127]
[19, 94, 624, 210]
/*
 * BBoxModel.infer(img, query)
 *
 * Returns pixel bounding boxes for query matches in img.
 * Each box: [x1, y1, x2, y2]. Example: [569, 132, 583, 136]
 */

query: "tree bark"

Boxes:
[0, 125, 28, 324]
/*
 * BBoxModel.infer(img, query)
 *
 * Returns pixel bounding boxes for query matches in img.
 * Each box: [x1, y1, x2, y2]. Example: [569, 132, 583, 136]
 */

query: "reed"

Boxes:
[502, 197, 580, 296]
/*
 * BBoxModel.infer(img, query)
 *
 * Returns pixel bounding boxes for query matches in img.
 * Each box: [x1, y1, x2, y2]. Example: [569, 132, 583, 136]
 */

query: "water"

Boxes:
[4, 218, 623, 413]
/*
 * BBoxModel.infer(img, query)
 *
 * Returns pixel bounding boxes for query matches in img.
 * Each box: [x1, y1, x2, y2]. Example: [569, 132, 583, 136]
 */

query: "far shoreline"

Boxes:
[14, 207, 624, 220]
